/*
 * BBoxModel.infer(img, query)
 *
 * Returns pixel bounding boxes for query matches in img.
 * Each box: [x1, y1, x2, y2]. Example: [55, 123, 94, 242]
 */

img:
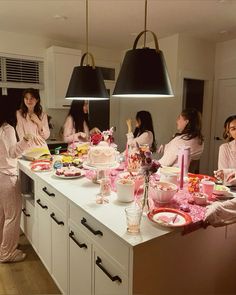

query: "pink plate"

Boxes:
[148, 208, 192, 228]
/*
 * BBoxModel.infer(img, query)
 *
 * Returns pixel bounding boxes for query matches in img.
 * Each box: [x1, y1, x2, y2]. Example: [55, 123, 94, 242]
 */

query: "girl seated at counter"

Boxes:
[126, 111, 157, 152]
[63, 100, 100, 149]
[214, 115, 236, 182]
[158, 108, 204, 167]
[16, 88, 49, 149]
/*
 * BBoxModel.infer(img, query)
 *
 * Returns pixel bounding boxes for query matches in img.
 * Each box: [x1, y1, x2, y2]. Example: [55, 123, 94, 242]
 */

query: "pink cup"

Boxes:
[201, 179, 215, 198]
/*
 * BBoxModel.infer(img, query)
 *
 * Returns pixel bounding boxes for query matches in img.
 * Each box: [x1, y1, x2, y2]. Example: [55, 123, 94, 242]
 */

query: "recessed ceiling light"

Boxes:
[53, 14, 68, 20]
[219, 30, 228, 34]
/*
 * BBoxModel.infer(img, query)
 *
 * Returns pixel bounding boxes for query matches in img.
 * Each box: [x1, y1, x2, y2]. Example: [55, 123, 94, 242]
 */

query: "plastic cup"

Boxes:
[201, 179, 215, 198]
[125, 206, 142, 233]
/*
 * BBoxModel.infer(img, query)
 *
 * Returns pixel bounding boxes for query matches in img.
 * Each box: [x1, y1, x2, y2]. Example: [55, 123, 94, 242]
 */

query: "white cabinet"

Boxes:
[36, 195, 51, 272]
[69, 223, 92, 295]
[68, 202, 130, 295]
[46, 46, 81, 109]
[94, 246, 128, 295]
[51, 207, 67, 294]
[21, 198, 38, 249]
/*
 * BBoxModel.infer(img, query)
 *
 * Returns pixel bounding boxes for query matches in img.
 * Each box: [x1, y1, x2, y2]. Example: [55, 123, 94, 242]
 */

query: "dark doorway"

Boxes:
[0, 88, 23, 127]
[89, 91, 110, 131]
[183, 79, 204, 114]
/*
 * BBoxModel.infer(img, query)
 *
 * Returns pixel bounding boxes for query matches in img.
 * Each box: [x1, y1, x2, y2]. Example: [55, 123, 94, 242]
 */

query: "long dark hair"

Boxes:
[0, 96, 16, 128]
[20, 88, 42, 119]
[133, 111, 157, 152]
[175, 108, 204, 144]
[223, 115, 236, 142]
[67, 100, 89, 133]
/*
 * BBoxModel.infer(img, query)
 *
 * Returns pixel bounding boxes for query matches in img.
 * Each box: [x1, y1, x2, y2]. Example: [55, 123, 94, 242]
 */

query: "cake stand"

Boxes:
[83, 161, 119, 204]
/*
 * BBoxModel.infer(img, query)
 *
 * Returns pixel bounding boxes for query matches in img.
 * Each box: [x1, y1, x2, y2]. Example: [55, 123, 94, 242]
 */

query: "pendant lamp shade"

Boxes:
[113, 31, 173, 98]
[66, 59, 109, 100]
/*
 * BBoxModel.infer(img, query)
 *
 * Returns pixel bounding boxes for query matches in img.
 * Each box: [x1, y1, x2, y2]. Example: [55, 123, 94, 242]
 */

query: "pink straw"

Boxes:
[179, 154, 184, 190]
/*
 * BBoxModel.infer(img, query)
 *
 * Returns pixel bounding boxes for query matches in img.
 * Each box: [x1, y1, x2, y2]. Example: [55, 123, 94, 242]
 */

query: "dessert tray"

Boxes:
[148, 208, 192, 228]
[54, 167, 84, 179]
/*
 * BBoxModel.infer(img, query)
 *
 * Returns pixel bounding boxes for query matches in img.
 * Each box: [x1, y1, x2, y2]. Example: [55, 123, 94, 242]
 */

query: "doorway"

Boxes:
[0, 88, 23, 127]
[183, 78, 204, 113]
[182, 78, 205, 173]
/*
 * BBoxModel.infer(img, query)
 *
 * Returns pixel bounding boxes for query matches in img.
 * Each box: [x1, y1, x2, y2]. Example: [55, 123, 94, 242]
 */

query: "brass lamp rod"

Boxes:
[86, 0, 89, 64]
[144, 0, 147, 47]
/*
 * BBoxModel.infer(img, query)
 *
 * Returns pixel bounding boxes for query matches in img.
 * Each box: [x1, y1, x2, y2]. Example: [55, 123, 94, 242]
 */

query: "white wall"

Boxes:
[176, 34, 215, 174]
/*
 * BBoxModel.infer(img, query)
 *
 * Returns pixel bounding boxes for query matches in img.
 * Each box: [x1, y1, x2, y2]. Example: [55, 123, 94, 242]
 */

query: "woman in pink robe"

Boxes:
[16, 88, 50, 152]
[215, 115, 236, 182]
[0, 107, 38, 262]
[158, 108, 204, 167]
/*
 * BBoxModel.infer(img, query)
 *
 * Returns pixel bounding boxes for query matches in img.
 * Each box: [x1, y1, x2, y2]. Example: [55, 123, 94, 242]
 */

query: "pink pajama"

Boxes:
[0, 174, 22, 262]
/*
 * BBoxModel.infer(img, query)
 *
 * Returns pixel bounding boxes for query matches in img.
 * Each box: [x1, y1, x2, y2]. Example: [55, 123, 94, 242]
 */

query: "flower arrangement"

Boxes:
[136, 143, 161, 211]
[90, 127, 114, 145]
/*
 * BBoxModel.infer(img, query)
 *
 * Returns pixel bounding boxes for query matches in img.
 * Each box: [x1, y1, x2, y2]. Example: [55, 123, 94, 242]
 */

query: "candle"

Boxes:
[125, 143, 129, 169]
[179, 154, 184, 190]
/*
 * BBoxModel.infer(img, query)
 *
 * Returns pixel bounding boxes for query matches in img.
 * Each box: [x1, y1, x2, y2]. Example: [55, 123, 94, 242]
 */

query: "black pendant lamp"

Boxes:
[66, 0, 109, 100]
[113, 0, 173, 98]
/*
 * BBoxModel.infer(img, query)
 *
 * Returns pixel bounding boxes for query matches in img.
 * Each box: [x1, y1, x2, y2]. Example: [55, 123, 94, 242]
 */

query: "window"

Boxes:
[0, 56, 44, 93]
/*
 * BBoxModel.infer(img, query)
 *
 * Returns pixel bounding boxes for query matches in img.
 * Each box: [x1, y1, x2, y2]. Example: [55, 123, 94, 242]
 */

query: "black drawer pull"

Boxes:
[22, 208, 30, 217]
[50, 213, 64, 226]
[42, 187, 55, 197]
[81, 217, 103, 236]
[37, 199, 48, 209]
[69, 231, 87, 249]
[96, 256, 122, 283]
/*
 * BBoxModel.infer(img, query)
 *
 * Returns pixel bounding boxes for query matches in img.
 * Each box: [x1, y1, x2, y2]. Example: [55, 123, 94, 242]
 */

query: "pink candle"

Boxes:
[179, 154, 184, 190]
[125, 143, 129, 169]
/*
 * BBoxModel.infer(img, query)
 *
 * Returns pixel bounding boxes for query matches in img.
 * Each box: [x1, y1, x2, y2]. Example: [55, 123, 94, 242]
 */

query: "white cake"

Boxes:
[88, 142, 116, 166]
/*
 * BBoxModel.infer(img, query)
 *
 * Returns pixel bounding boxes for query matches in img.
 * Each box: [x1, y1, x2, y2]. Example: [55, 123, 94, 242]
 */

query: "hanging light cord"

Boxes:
[144, 0, 147, 47]
[86, 0, 89, 64]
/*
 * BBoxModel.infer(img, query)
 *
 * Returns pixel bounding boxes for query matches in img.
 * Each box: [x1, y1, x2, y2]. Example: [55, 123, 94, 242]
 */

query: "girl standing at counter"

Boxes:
[16, 88, 50, 148]
[0, 105, 37, 262]
[63, 100, 100, 149]
[126, 111, 157, 152]
[158, 108, 204, 167]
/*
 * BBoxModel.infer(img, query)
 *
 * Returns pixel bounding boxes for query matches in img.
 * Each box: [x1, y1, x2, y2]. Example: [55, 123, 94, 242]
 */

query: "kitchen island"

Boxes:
[19, 159, 236, 295]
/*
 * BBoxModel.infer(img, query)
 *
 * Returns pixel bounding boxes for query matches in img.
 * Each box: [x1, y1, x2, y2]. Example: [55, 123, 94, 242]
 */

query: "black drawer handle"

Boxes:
[69, 231, 87, 249]
[96, 256, 122, 283]
[42, 187, 55, 197]
[22, 208, 30, 217]
[81, 217, 103, 236]
[50, 213, 64, 226]
[37, 199, 48, 210]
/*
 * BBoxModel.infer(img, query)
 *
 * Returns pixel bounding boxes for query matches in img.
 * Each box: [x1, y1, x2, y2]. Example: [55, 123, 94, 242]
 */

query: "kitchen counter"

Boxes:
[18, 159, 236, 295]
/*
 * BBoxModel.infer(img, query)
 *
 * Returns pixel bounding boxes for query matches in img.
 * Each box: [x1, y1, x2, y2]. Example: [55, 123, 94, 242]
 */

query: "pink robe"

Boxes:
[16, 110, 50, 152]
[0, 124, 31, 262]
[158, 135, 204, 167]
[126, 131, 153, 148]
[63, 115, 90, 148]
[218, 140, 236, 170]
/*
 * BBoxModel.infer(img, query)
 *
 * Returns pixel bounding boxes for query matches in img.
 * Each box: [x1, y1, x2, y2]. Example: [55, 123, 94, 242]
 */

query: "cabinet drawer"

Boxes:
[69, 202, 130, 274]
[37, 179, 67, 213]
[94, 246, 129, 295]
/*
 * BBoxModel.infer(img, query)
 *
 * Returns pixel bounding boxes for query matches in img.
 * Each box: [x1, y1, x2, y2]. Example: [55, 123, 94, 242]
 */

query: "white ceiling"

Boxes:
[0, 0, 236, 49]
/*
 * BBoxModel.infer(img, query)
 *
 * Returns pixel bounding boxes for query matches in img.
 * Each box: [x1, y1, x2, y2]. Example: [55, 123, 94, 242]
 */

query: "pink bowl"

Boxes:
[149, 181, 178, 204]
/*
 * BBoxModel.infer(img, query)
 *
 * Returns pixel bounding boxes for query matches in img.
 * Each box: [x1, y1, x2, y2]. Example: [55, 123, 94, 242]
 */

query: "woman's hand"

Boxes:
[30, 113, 43, 132]
[126, 119, 132, 133]
[214, 169, 224, 181]
[24, 134, 45, 146]
[90, 127, 101, 135]
[77, 132, 87, 139]
[226, 172, 236, 186]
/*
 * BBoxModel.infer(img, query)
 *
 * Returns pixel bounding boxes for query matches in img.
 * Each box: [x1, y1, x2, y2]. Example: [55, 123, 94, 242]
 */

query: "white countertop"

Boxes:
[18, 160, 175, 247]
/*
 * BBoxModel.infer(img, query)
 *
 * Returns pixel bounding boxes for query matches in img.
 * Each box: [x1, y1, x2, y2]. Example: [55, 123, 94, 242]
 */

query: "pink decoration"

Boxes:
[125, 143, 129, 169]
